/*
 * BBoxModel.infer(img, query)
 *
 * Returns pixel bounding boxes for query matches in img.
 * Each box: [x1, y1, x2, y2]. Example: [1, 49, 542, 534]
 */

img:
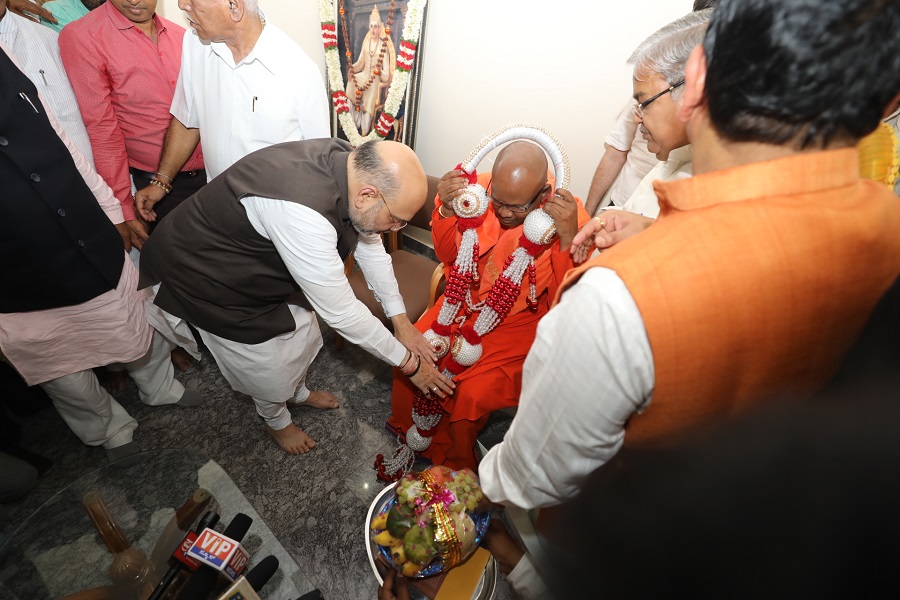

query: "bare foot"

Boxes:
[265, 422, 317, 455]
[485, 521, 524, 575]
[98, 368, 129, 395]
[170, 347, 196, 372]
[293, 390, 339, 410]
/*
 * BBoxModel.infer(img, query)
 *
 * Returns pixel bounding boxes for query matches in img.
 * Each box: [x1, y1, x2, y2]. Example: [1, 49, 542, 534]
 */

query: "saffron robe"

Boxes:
[388, 172, 589, 469]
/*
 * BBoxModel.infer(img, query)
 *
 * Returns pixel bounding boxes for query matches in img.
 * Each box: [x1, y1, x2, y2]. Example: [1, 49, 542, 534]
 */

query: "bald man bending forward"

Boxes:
[139, 139, 453, 453]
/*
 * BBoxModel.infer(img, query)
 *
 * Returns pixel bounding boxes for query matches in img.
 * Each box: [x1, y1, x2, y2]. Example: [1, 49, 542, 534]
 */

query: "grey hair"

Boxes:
[351, 140, 401, 199]
[629, 10, 712, 100]
[243, 0, 259, 16]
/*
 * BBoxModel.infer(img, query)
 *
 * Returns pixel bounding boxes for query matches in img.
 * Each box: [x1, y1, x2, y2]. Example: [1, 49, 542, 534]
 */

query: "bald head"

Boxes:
[490, 141, 550, 228]
[348, 140, 427, 233]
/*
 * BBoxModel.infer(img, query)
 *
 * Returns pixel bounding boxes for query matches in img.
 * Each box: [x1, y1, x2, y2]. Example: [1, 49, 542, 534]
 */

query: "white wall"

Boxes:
[159, 0, 691, 196]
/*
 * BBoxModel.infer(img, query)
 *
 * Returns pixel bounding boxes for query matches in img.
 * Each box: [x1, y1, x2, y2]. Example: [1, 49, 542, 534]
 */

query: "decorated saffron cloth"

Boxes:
[387, 172, 589, 470]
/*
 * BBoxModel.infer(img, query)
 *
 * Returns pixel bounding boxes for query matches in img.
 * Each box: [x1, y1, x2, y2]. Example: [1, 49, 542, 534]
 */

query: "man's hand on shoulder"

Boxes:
[543, 188, 579, 252]
[570, 210, 656, 264]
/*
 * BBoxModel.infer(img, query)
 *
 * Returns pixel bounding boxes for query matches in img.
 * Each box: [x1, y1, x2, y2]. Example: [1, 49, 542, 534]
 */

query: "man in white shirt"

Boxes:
[584, 101, 658, 216]
[479, 0, 900, 514]
[134, 0, 329, 209]
[571, 10, 709, 262]
[0, 0, 93, 163]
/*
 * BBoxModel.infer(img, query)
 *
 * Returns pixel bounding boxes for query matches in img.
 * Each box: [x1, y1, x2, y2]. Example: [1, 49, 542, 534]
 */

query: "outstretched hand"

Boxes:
[392, 316, 437, 364]
[570, 211, 656, 263]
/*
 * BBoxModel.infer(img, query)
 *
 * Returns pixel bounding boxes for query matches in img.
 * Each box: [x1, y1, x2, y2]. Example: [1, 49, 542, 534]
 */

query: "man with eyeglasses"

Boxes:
[139, 138, 454, 455]
[572, 10, 710, 264]
[387, 141, 589, 471]
[480, 0, 900, 513]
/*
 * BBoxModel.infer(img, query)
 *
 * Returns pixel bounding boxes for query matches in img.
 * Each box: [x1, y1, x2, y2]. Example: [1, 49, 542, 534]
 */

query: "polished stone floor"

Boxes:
[1, 323, 517, 600]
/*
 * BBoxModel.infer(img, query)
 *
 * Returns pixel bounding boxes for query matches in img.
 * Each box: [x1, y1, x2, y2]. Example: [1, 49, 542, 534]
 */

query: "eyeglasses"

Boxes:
[632, 80, 685, 119]
[377, 191, 408, 231]
[486, 179, 547, 214]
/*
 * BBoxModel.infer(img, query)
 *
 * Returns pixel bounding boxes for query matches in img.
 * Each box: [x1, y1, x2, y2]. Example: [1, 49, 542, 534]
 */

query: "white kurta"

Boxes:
[184, 197, 408, 430]
[599, 99, 660, 208]
[609, 144, 693, 219]
[479, 268, 654, 510]
[170, 16, 330, 181]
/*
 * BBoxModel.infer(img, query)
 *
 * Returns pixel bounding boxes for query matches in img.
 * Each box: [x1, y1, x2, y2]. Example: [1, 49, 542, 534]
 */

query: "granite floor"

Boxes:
[0, 322, 517, 600]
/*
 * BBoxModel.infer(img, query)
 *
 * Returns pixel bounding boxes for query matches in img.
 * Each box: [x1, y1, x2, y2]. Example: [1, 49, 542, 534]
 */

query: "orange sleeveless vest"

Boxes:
[558, 149, 900, 446]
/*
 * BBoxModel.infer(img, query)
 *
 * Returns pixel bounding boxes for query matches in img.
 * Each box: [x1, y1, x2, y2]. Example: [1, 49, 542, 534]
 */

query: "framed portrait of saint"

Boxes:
[321, 0, 429, 149]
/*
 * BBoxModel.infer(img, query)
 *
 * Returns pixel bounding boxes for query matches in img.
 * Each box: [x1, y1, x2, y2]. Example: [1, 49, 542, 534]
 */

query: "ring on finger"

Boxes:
[592, 216, 606, 229]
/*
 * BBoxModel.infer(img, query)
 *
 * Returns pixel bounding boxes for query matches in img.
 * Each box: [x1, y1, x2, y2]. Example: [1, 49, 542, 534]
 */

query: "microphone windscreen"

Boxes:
[245, 555, 279, 591]
[196, 511, 220, 534]
[222, 513, 253, 541]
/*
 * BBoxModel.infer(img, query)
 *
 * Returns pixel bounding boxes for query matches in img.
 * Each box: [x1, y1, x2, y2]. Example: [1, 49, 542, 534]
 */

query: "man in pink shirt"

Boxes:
[59, 0, 205, 250]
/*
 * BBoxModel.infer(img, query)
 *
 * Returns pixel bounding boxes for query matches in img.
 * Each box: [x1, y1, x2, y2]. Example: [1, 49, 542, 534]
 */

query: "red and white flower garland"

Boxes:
[319, 0, 427, 147]
[376, 125, 570, 482]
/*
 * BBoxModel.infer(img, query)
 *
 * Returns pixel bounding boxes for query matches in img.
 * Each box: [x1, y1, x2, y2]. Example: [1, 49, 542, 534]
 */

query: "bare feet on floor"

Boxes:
[170, 347, 196, 372]
[292, 390, 339, 410]
[266, 422, 317, 454]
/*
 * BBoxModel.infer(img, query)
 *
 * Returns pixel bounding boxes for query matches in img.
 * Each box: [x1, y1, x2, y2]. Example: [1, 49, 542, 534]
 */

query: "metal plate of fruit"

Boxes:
[365, 472, 497, 598]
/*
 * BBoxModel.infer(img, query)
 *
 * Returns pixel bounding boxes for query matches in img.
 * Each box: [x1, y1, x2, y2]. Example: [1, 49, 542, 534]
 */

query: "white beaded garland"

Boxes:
[406, 425, 432, 451]
[523, 208, 557, 245]
[424, 329, 451, 358]
[452, 184, 490, 219]
[412, 411, 442, 431]
[450, 335, 483, 367]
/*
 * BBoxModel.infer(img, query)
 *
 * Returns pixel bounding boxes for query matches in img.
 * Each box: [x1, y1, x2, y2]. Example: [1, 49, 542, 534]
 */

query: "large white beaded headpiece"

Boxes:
[460, 124, 570, 243]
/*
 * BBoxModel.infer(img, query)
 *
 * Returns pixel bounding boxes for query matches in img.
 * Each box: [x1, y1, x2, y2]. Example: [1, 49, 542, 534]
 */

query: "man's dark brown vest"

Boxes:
[139, 139, 359, 344]
[0, 49, 123, 314]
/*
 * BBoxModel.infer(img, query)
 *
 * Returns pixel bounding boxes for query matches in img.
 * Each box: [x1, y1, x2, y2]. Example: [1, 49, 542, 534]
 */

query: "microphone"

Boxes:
[176, 513, 253, 600]
[214, 555, 279, 600]
[148, 510, 220, 600]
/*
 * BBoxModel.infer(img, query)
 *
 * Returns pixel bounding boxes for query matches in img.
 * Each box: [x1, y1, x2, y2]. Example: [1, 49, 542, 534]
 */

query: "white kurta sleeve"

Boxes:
[353, 232, 407, 318]
[478, 267, 655, 510]
[169, 33, 199, 128]
[241, 197, 408, 366]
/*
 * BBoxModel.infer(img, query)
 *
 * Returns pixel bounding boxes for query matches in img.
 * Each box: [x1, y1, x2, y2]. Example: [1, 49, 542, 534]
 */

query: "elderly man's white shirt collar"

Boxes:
[205, 8, 280, 76]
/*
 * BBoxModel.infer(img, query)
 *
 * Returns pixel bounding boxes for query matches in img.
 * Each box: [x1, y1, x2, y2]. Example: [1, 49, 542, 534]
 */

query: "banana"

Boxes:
[402, 561, 422, 577]
[373, 530, 402, 547]
[371, 512, 388, 531]
[390, 544, 407, 565]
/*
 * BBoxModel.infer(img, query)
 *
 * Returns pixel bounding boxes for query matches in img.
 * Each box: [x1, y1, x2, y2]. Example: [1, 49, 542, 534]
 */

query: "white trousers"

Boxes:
[196, 304, 323, 431]
[39, 331, 183, 449]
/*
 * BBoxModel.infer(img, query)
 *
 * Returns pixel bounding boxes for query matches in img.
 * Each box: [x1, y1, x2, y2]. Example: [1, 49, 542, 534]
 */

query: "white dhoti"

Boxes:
[190, 304, 323, 430]
[39, 330, 183, 449]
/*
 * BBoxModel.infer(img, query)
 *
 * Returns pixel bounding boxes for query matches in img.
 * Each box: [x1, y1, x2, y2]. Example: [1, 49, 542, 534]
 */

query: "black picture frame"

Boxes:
[330, 0, 428, 149]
